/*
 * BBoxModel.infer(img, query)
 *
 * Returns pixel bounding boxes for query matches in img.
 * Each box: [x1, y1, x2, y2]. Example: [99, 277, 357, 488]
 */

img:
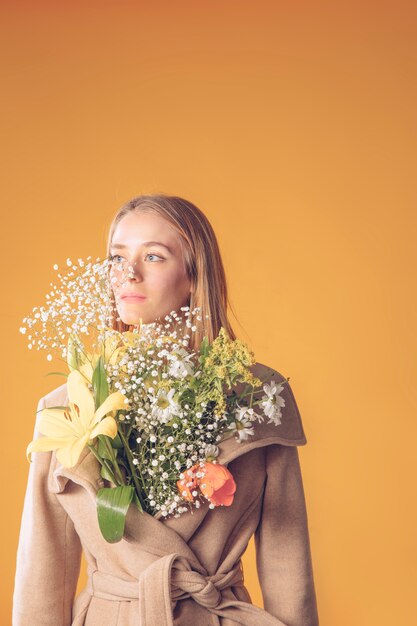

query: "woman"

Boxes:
[13, 194, 320, 625]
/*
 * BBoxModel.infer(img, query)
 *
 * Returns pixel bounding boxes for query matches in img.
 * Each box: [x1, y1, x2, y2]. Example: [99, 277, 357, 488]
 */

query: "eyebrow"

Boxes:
[110, 241, 172, 253]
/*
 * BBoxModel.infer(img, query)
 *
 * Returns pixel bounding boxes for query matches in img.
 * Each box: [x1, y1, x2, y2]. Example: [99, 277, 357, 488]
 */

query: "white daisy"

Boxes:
[228, 405, 256, 441]
[168, 348, 196, 379]
[260, 380, 286, 426]
[150, 388, 181, 423]
[227, 418, 255, 441]
[204, 444, 219, 460]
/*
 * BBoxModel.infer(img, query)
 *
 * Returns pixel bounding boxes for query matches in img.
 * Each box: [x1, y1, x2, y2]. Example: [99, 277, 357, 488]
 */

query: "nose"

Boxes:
[127, 260, 144, 281]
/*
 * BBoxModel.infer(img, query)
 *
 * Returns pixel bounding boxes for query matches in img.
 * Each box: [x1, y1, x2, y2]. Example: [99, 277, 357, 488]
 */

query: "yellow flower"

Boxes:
[26, 369, 128, 468]
[67, 330, 131, 383]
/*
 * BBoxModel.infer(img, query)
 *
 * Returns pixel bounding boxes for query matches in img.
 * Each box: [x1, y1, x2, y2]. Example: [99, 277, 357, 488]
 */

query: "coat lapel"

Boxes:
[48, 444, 102, 499]
[216, 377, 307, 466]
[48, 368, 306, 500]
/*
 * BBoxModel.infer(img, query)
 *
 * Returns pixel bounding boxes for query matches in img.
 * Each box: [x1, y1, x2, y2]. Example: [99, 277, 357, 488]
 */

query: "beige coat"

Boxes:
[12, 363, 319, 626]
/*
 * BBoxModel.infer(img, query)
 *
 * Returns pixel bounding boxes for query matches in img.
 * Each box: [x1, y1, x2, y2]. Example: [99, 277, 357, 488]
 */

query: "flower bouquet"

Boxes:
[22, 256, 289, 543]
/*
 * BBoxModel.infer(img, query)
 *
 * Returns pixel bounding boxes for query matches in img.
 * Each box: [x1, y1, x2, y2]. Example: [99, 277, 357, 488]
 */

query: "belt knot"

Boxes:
[171, 557, 245, 610]
[87, 554, 283, 625]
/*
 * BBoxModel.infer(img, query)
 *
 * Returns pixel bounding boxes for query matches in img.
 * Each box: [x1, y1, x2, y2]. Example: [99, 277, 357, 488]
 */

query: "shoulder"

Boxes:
[250, 361, 287, 383]
[249, 361, 307, 446]
[29, 382, 68, 455]
[40, 381, 68, 409]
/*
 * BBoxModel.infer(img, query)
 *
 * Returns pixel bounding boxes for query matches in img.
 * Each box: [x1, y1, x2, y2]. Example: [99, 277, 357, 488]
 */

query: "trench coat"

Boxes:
[12, 363, 319, 626]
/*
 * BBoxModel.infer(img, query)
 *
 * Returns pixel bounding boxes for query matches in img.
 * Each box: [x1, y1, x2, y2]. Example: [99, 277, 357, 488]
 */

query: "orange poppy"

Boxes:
[199, 462, 237, 506]
[176, 467, 199, 502]
[177, 461, 236, 507]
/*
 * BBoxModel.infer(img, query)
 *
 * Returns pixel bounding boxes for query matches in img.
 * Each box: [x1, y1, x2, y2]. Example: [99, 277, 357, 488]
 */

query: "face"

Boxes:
[109, 211, 193, 325]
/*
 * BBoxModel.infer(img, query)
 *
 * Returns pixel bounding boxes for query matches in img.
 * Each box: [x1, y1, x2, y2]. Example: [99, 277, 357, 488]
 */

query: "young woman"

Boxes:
[13, 194, 319, 625]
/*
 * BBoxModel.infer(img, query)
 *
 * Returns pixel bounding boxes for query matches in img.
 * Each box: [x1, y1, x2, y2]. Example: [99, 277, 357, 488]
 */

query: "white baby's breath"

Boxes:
[20, 255, 288, 520]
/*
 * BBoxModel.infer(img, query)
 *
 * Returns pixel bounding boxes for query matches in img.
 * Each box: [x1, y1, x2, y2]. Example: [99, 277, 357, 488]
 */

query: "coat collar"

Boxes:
[47, 371, 306, 504]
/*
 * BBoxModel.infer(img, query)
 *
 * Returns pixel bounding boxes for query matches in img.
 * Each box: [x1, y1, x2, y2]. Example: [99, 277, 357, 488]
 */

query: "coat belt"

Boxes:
[86, 553, 288, 626]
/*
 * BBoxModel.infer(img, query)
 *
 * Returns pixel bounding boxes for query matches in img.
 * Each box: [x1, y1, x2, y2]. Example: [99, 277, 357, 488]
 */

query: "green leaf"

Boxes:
[115, 457, 130, 474]
[97, 435, 114, 460]
[67, 334, 80, 371]
[198, 336, 211, 365]
[96, 485, 134, 543]
[111, 432, 123, 449]
[178, 387, 196, 405]
[100, 464, 115, 483]
[201, 336, 210, 355]
[92, 355, 109, 409]
[132, 490, 144, 513]
[201, 335, 209, 352]
[45, 372, 68, 377]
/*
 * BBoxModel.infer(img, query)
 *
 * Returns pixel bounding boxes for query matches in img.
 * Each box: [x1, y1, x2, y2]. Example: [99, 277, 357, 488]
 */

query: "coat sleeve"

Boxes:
[12, 395, 83, 626]
[254, 443, 320, 626]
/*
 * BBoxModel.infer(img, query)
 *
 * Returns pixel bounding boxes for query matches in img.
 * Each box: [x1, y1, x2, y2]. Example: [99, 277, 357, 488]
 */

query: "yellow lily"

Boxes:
[26, 369, 128, 468]
[67, 330, 136, 383]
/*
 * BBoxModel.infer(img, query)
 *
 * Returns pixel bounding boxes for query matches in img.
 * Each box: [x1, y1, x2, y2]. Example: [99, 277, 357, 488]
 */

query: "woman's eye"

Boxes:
[109, 253, 163, 266]
[146, 253, 163, 262]
[109, 254, 124, 265]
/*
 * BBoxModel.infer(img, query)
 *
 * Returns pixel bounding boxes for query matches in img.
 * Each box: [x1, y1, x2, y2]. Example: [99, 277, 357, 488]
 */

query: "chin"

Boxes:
[116, 311, 142, 325]
[119, 311, 158, 325]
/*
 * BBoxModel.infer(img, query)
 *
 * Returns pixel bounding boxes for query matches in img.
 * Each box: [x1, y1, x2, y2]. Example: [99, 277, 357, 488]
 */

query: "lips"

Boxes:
[120, 294, 146, 303]
[121, 293, 146, 299]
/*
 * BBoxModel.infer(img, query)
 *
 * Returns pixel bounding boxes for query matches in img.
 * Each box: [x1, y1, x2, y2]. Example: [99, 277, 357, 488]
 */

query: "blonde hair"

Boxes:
[106, 194, 238, 351]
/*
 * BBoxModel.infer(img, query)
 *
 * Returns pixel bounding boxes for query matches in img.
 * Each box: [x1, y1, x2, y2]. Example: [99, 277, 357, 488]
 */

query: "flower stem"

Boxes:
[118, 429, 146, 509]
[88, 444, 117, 484]
[102, 436, 126, 485]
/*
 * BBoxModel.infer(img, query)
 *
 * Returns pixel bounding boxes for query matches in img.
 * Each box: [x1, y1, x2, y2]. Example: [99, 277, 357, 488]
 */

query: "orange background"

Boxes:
[1, 1, 416, 624]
